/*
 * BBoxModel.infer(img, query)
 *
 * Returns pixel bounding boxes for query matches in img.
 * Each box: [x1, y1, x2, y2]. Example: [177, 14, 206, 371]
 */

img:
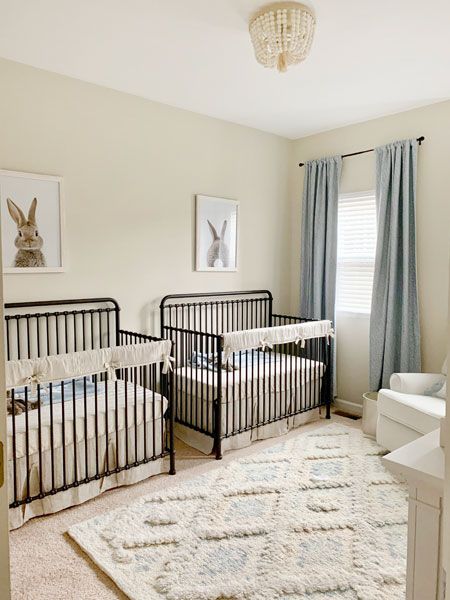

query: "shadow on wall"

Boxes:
[138, 300, 160, 336]
[335, 311, 370, 407]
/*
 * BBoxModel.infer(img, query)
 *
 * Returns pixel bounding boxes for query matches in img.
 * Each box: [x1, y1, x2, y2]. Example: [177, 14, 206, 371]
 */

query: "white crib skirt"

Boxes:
[174, 408, 320, 455]
[8, 416, 166, 530]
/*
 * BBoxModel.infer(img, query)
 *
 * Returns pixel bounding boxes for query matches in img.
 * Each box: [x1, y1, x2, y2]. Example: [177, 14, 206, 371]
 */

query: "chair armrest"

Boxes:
[389, 372, 444, 395]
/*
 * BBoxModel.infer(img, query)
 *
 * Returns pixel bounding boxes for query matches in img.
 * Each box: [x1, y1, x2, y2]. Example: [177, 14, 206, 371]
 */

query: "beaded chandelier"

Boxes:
[249, 2, 315, 72]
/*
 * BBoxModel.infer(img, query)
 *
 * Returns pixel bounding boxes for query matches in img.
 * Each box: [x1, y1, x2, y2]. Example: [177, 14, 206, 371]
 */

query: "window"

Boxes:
[336, 191, 377, 314]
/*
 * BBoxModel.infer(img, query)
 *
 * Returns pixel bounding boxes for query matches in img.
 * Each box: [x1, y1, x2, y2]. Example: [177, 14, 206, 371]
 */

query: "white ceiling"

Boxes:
[1, 0, 449, 139]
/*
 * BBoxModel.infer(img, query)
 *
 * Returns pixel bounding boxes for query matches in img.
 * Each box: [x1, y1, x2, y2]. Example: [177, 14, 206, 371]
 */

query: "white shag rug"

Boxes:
[69, 425, 408, 600]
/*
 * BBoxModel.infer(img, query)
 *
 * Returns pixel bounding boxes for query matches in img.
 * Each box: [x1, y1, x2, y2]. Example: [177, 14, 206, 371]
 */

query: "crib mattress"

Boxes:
[175, 352, 325, 402]
[7, 379, 167, 460]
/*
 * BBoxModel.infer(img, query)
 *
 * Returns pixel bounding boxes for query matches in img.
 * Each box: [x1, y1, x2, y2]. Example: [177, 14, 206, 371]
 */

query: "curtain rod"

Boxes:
[297, 136, 425, 167]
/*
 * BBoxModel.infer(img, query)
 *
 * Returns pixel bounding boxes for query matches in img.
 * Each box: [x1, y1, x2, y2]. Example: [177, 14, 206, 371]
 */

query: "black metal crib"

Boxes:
[160, 290, 332, 459]
[4, 297, 175, 518]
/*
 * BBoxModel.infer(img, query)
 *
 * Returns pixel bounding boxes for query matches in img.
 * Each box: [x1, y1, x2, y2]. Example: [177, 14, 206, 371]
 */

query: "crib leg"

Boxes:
[213, 394, 223, 460]
[169, 450, 176, 475]
[215, 440, 223, 460]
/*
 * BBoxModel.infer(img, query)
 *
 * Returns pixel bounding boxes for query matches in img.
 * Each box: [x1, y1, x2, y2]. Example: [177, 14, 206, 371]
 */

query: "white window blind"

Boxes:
[336, 191, 377, 314]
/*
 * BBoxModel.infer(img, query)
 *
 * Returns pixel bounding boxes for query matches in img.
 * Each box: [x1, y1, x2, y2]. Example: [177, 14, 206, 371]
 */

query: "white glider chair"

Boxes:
[376, 360, 447, 451]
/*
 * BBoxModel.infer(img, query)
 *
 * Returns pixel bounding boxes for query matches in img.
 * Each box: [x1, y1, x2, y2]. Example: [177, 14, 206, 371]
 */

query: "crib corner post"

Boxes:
[169, 395, 176, 476]
[214, 338, 223, 460]
[163, 364, 176, 475]
[325, 335, 333, 419]
[268, 293, 273, 327]
[214, 395, 223, 459]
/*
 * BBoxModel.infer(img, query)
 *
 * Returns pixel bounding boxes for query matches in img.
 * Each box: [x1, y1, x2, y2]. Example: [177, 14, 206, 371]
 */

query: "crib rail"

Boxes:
[162, 325, 222, 454]
[4, 297, 120, 360]
[160, 290, 273, 336]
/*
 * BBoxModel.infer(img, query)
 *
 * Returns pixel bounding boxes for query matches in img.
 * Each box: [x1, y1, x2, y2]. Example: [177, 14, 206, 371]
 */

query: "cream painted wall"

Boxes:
[0, 58, 292, 332]
[290, 101, 450, 405]
[443, 263, 450, 589]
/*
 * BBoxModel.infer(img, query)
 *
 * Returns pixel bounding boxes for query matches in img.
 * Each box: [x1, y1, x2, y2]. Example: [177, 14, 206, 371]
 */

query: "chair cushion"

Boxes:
[378, 389, 445, 435]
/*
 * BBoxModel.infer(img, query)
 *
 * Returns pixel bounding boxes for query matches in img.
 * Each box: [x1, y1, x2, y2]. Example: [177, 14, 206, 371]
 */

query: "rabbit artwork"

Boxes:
[6, 197, 47, 268]
[206, 219, 230, 268]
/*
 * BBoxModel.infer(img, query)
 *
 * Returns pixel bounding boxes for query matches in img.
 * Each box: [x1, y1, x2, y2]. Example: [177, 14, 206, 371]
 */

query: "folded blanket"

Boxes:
[10, 376, 97, 405]
[189, 350, 281, 372]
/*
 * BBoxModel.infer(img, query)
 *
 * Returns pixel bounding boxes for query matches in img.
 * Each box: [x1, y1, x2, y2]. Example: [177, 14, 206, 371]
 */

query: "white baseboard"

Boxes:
[334, 397, 363, 417]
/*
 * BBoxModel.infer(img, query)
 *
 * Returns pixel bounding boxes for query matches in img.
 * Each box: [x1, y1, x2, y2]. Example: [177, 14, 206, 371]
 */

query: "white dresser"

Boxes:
[383, 429, 444, 600]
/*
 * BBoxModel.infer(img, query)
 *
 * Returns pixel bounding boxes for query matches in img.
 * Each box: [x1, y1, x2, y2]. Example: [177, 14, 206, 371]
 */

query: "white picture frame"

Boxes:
[196, 194, 239, 272]
[0, 170, 65, 273]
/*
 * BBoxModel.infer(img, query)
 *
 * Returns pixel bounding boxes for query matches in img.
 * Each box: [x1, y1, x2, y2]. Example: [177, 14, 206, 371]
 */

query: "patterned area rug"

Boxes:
[69, 425, 408, 599]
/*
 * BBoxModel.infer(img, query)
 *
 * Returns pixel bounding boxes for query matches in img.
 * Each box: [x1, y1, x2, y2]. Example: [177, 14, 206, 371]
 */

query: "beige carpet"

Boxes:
[10, 414, 361, 600]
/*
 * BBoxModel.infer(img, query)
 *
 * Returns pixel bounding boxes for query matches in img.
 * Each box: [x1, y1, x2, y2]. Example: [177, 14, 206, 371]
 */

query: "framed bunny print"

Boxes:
[195, 195, 239, 272]
[0, 170, 65, 273]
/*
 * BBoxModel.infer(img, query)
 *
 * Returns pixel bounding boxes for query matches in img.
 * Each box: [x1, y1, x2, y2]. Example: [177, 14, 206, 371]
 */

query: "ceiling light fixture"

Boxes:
[249, 2, 315, 73]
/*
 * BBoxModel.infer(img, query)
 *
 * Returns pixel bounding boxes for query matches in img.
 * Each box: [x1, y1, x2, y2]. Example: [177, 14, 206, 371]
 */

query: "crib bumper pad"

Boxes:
[5, 339, 173, 390]
[221, 321, 334, 362]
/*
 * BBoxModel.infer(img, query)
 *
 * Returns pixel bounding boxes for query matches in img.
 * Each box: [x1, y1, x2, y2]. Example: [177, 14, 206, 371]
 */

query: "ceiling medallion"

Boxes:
[249, 2, 315, 72]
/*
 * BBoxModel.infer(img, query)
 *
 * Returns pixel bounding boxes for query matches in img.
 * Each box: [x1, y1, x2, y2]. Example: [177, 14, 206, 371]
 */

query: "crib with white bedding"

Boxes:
[160, 291, 333, 458]
[4, 298, 175, 529]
